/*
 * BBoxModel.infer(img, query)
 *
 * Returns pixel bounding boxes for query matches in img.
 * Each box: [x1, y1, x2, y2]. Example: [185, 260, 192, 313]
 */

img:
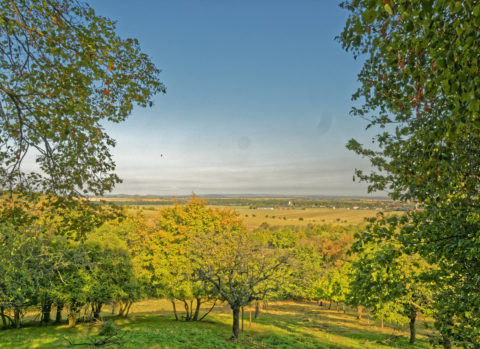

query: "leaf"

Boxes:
[384, 4, 393, 15]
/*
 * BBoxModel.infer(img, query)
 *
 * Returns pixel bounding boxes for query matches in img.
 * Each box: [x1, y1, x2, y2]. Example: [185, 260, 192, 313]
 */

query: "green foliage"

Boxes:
[191, 212, 291, 338]
[340, 0, 480, 344]
[0, 0, 165, 196]
[349, 240, 432, 324]
[0, 224, 54, 327]
[317, 261, 351, 307]
[132, 197, 241, 321]
[347, 218, 435, 343]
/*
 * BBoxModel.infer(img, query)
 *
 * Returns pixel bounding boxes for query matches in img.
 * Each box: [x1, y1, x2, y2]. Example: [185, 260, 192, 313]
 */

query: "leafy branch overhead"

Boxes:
[0, 0, 165, 196]
[340, 0, 480, 345]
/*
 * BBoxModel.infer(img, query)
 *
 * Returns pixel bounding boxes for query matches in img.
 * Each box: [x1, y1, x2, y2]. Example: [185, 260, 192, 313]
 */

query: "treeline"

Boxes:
[98, 197, 411, 210]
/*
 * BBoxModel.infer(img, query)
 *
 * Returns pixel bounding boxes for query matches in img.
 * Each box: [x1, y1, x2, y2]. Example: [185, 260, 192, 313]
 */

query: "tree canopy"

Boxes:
[0, 0, 165, 196]
[340, 0, 480, 345]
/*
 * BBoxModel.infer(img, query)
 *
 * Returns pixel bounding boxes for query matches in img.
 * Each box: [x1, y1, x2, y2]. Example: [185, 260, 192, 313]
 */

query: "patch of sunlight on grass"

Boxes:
[0, 300, 435, 348]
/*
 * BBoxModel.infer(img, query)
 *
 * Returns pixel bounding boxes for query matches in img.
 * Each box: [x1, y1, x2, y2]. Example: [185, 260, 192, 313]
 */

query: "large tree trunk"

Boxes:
[231, 306, 240, 339]
[254, 301, 260, 319]
[192, 298, 201, 321]
[55, 303, 63, 323]
[409, 311, 417, 344]
[356, 305, 363, 320]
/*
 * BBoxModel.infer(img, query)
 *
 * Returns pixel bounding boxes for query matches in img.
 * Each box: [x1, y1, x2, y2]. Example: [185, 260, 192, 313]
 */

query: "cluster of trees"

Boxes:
[0, 196, 361, 339]
[0, 202, 141, 329]
[0, 191, 439, 344]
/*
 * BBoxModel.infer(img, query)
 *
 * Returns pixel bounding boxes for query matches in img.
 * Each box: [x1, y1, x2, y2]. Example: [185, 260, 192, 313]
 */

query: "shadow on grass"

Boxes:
[0, 303, 434, 349]
[250, 304, 432, 349]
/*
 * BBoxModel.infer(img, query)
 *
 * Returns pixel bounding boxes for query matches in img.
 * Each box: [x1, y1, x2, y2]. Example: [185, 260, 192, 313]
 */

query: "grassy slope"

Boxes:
[0, 300, 433, 348]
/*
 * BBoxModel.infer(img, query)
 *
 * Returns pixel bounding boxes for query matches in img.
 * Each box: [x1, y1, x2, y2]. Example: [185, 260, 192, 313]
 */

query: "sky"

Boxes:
[90, 0, 379, 197]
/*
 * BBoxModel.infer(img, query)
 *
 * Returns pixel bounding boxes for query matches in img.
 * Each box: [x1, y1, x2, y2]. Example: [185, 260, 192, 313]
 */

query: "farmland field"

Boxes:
[0, 300, 433, 348]
[232, 206, 386, 229]
[125, 205, 390, 229]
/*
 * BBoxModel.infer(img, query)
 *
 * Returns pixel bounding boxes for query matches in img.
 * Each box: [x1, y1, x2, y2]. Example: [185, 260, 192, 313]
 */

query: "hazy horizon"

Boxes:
[89, 1, 379, 197]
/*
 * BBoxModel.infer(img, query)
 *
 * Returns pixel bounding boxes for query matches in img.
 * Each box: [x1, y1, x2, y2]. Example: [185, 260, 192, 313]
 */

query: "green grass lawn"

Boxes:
[0, 300, 434, 348]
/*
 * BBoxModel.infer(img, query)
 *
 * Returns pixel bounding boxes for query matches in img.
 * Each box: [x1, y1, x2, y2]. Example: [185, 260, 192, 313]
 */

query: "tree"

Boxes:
[84, 241, 140, 320]
[192, 221, 291, 339]
[51, 240, 90, 328]
[144, 197, 241, 321]
[339, 0, 480, 344]
[90, 219, 144, 318]
[317, 261, 351, 312]
[0, 224, 53, 328]
[348, 220, 434, 344]
[0, 0, 164, 196]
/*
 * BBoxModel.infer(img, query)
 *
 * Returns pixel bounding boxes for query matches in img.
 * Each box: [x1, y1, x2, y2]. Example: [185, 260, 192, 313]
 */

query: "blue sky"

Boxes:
[91, 0, 378, 196]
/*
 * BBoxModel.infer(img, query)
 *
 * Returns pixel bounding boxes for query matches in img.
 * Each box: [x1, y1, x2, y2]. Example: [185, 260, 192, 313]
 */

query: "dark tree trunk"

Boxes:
[409, 311, 417, 344]
[241, 307, 244, 333]
[192, 298, 201, 321]
[198, 300, 216, 321]
[125, 302, 133, 317]
[41, 301, 52, 324]
[171, 300, 178, 320]
[93, 303, 102, 320]
[0, 306, 7, 328]
[118, 301, 124, 317]
[118, 301, 132, 317]
[55, 303, 63, 323]
[231, 306, 240, 339]
[328, 301, 332, 310]
[254, 301, 260, 319]
[356, 305, 363, 320]
[183, 300, 190, 321]
[13, 307, 21, 329]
